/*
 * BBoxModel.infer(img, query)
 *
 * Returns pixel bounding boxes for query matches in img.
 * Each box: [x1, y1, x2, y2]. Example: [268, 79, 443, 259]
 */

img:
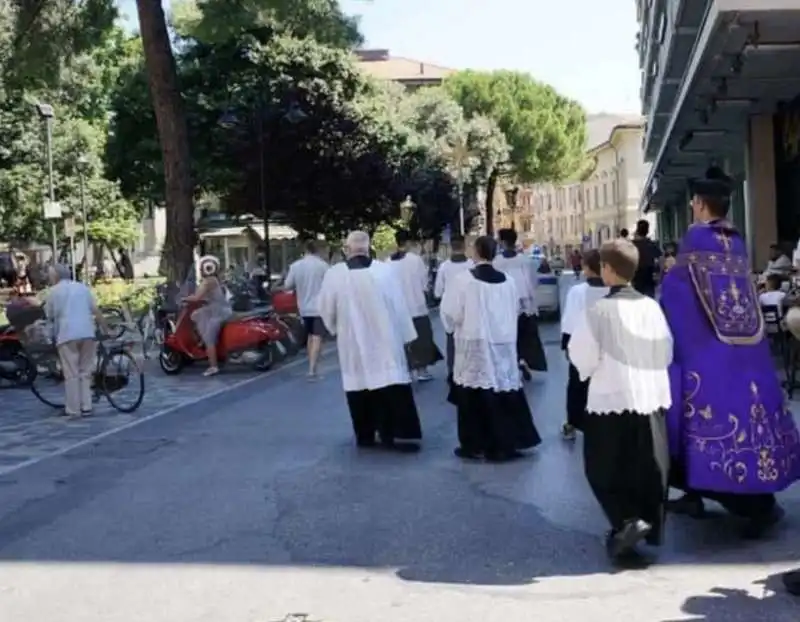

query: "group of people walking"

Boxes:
[285, 166, 800, 576]
[559, 166, 800, 567]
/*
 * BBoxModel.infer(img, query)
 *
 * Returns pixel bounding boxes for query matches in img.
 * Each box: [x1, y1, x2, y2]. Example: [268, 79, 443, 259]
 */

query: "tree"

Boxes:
[108, 32, 406, 240]
[0, 21, 140, 251]
[135, 0, 196, 282]
[445, 70, 587, 234]
[171, 0, 362, 48]
[1, 0, 117, 92]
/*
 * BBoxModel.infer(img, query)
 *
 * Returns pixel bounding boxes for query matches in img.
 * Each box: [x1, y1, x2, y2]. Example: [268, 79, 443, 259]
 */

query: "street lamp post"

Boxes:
[504, 186, 519, 231]
[218, 101, 307, 281]
[446, 139, 476, 236]
[77, 156, 91, 283]
[35, 102, 58, 261]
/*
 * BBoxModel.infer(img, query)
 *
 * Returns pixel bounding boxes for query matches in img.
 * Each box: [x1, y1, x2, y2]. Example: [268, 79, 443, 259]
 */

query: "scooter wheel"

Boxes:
[159, 348, 185, 375]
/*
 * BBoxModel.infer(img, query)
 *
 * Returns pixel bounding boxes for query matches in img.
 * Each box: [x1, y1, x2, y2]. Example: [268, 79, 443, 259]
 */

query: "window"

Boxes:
[603, 184, 608, 205]
[594, 186, 599, 208]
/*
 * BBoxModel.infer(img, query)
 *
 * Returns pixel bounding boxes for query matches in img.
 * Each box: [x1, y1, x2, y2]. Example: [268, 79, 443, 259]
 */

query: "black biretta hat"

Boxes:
[688, 166, 733, 198]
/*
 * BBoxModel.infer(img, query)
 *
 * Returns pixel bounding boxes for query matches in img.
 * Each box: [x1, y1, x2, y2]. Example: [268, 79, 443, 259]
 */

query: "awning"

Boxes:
[641, 0, 800, 211]
[199, 224, 299, 240]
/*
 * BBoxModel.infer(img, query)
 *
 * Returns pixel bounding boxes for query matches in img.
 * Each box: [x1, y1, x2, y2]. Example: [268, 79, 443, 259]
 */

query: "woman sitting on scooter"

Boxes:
[184, 255, 232, 377]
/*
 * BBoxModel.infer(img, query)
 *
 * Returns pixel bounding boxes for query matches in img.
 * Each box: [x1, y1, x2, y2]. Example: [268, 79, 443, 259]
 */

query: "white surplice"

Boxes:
[492, 252, 539, 316]
[387, 252, 429, 317]
[433, 258, 474, 299]
[561, 281, 610, 339]
[318, 260, 417, 392]
[567, 290, 673, 415]
[440, 270, 521, 392]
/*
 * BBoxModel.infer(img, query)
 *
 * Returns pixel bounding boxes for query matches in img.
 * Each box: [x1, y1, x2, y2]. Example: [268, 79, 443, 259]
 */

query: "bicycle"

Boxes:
[27, 336, 146, 414]
[7, 306, 145, 414]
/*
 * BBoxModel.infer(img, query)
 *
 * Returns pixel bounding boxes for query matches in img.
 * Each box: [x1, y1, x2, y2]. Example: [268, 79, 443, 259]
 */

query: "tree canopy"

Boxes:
[1, 0, 594, 278]
[445, 70, 587, 233]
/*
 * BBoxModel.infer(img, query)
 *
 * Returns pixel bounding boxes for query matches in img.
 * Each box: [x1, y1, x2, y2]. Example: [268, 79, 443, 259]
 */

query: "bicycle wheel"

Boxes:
[136, 311, 156, 359]
[100, 348, 145, 413]
[30, 351, 66, 409]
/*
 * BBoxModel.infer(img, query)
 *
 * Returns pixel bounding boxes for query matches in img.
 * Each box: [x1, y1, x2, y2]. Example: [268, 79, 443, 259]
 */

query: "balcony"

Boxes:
[641, 0, 710, 160]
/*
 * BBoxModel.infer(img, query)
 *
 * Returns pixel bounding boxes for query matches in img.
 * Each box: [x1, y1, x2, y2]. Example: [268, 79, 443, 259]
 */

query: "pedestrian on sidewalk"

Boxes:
[284, 239, 330, 380]
[318, 230, 422, 452]
[433, 236, 473, 391]
[441, 235, 540, 462]
[493, 228, 547, 379]
[568, 239, 672, 565]
[559, 249, 608, 440]
[44, 263, 110, 418]
[388, 229, 442, 382]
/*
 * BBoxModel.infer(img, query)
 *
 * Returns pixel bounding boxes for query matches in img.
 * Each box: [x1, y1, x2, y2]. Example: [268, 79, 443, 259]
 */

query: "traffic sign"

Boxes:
[44, 201, 62, 219]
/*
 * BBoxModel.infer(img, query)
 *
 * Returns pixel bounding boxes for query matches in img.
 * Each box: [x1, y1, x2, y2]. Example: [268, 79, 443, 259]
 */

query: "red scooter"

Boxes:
[157, 300, 285, 375]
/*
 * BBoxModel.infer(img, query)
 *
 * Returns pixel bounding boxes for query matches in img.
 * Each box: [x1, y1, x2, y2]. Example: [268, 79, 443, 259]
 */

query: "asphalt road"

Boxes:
[1, 319, 800, 621]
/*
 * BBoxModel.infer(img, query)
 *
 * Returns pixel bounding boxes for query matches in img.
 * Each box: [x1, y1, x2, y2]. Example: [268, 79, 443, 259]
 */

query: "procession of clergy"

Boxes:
[298, 165, 800, 569]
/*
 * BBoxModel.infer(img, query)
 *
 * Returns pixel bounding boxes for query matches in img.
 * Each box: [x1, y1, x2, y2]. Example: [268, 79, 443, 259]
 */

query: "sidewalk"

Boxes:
[0, 354, 309, 475]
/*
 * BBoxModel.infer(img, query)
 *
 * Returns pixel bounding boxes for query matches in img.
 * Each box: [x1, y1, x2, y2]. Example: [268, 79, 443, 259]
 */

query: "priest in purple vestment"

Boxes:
[661, 167, 800, 539]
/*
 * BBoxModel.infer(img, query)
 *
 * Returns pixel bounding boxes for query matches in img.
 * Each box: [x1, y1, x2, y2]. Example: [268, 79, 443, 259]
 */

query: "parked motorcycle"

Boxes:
[157, 298, 286, 375]
[0, 324, 34, 386]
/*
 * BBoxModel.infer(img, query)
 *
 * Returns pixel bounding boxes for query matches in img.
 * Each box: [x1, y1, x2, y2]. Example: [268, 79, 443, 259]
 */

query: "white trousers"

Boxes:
[58, 339, 96, 415]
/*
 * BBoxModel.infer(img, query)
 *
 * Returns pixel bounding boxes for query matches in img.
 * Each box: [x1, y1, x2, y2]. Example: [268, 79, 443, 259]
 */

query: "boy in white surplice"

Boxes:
[440, 235, 541, 462]
[560, 249, 609, 440]
[568, 238, 672, 565]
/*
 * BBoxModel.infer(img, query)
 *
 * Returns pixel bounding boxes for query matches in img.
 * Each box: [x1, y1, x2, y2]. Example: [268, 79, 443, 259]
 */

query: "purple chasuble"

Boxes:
[661, 219, 800, 494]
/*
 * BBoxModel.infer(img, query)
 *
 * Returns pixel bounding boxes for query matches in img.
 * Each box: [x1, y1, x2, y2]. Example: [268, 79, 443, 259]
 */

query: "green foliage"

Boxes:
[109, 31, 409, 238]
[0, 20, 141, 249]
[445, 70, 587, 184]
[171, 0, 362, 49]
[1, 0, 118, 93]
[371, 221, 400, 254]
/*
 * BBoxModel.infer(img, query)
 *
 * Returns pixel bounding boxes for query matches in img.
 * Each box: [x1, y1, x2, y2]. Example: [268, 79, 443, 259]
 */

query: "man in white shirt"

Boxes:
[759, 274, 787, 316]
[433, 236, 473, 385]
[284, 240, 330, 379]
[44, 263, 109, 418]
[763, 244, 792, 279]
[318, 230, 422, 451]
[388, 230, 442, 381]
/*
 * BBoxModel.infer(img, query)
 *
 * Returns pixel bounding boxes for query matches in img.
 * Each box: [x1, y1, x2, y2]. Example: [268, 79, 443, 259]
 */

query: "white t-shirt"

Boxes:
[284, 254, 330, 317]
[759, 290, 786, 316]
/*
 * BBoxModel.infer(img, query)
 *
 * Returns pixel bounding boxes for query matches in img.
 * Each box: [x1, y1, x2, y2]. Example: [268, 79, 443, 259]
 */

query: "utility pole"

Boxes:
[36, 103, 59, 262]
[446, 138, 476, 236]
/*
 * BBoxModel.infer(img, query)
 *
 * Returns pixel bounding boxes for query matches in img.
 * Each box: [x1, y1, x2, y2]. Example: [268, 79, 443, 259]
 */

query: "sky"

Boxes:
[118, 0, 642, 115]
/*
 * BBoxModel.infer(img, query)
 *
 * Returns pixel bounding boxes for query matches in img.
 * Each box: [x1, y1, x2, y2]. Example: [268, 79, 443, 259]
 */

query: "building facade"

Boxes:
[520, 118, 651, 256]
[637, 0, 800, 269]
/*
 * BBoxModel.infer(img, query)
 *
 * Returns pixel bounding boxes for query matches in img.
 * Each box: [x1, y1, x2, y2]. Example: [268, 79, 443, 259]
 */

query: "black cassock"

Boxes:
[518, 313, 547, 372]
[582, 410, 669, 545]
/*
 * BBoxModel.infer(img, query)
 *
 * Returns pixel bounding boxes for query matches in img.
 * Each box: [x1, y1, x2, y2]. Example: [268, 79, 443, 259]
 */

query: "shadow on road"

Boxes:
[662, 573, 799, 621]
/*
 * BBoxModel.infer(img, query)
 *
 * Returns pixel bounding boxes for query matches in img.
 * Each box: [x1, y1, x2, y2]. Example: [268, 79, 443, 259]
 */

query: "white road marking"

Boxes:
[0, 354, 316, 478]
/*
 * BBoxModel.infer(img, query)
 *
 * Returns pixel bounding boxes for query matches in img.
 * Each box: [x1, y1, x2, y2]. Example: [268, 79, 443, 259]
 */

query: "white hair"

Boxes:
[345, 230, 370, 257]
